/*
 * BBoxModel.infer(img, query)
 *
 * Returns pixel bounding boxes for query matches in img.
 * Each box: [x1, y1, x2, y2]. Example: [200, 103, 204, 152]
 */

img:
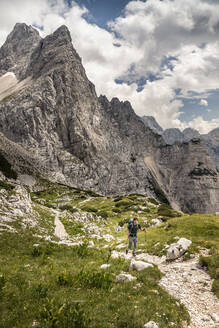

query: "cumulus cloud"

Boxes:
[0, 0, 219, 133]
[199, 99, 208, 106]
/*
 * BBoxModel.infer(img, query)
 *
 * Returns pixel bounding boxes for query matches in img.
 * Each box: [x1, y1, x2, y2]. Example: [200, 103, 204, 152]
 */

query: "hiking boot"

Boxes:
[125, 249, 128, 255]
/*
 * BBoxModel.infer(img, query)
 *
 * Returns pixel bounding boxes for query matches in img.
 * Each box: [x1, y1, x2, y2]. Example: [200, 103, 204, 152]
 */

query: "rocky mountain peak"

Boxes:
[10, 22, 40, 39]
[25, 25, 82, 80]
[0, 23, 41, 79]
[0, 24, 218, 214]
[141, 116, 163, 134]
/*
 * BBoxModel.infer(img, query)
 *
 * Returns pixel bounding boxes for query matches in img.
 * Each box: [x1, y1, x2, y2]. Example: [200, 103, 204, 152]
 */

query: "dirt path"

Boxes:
[52, 210, 80, 246]
[112, 251, 219, 328]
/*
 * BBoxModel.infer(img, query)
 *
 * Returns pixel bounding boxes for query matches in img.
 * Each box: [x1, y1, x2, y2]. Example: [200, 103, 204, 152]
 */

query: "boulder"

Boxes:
[130, 260, 153, 272]
[166, 238, 192, 260]
[143, 321, 159, 328]
[116, 273, 137, 282]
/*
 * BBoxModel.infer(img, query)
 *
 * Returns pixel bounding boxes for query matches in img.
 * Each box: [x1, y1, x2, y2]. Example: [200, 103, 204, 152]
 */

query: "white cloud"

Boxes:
[179, 116, 219, 134]
[199, 99, 208, 106]
[0, 0, 219, 134]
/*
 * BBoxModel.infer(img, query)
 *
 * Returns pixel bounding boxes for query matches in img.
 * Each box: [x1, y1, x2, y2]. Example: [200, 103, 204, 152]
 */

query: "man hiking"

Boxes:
[126, 217, 144, 257]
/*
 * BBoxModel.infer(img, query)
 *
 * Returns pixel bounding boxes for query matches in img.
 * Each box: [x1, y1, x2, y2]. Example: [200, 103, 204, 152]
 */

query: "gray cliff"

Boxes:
[0, 23, 218, 213]
[140, 116, 163, 134]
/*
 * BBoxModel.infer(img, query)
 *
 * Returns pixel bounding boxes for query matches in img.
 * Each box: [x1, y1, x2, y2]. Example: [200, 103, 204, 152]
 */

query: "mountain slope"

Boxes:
[0, 23, 218, 213]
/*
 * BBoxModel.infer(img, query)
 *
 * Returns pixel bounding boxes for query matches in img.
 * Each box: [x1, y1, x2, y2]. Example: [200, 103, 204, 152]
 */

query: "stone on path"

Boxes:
[130, 260, 153, 272]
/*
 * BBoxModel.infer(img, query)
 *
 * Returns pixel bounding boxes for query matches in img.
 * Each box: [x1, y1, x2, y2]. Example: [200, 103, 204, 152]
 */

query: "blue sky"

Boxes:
[67, 0, 219, 132]
[0, 0, 219, 133]
[71, 0, 130, 28]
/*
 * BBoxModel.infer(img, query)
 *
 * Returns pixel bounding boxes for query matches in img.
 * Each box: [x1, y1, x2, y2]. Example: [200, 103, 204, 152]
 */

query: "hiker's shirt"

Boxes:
[128, 223, 141, 238]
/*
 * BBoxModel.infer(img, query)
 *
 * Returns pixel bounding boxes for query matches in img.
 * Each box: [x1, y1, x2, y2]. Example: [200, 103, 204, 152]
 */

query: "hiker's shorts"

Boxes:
[128, 236, 137, 251]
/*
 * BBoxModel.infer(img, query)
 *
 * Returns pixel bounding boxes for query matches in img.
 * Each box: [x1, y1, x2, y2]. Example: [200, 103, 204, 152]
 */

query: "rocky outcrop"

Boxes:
[162, 128, 185, 144]
[0, 23, 218, 213]
[183, 128, 200, 141]
[166, 238, 192, 260]
[152, 139, 219, 213]
[140, 116, 163, 134]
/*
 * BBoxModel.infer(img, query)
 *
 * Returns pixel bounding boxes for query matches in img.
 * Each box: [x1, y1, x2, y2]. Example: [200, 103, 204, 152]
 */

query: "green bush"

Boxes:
[147, 198, 159, 205]
[0, 274, 6, 297]
[0, 180, 15, 192]
[200, 255, 219, 297]
[112, 208, 121, 213]
[77, 270, 113, 290]
[73, 243, 90, 258]
[98, 210, 109, 219]
[61, 219, 84, 236]
[115, 200, 132, 208]
[39, 298, 90, 328]
[113, 196, 124, 202]
[82, 206, 98, 213]
[158, 204, 182, 218]
[59, 204, 77, 213]
[32, 283, 48, 299]
[56, 271, 74, 287]
[31, 245, 53, 258]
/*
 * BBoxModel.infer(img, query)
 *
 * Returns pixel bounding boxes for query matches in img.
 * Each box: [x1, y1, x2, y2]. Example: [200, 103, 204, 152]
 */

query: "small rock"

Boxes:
[116, 273, 137, 282]
[102, 234, 115, 242]
[116, 243, 126, 249]
[211, 313, 219, 323]
[100, 264, 111, 269]
[88, 240, 95, 247]
[130, 260, 153, 272]
[202, 315, 210, 321]
[143, 321, 159, 328]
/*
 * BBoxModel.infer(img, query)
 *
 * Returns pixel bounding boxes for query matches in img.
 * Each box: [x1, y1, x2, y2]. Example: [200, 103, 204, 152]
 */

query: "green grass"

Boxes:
[0, 228, 190, 328]
[135, 214, 219, 297]
[1, 181, 218, 327]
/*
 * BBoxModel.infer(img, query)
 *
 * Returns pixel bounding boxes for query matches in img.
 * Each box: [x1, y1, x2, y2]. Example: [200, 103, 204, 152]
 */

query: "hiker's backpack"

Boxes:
[128, 219, 133, 231]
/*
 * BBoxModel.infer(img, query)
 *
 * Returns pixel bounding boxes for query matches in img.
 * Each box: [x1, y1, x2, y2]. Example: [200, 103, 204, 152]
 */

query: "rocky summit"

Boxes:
[0, 23, 218, 213]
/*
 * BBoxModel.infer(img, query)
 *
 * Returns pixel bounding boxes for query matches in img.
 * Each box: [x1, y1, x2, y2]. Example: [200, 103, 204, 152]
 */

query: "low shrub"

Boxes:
[115, 200, 132, 208]
[82, 206, 98, 213]
[0, 180, 15, 192]
[59, 204, 77, 213]
[147, 198, 159, 205]
[112, 208, 121, 213]
[73, 243, 90, 258]
[77, 270, 113, 290]
[32, 283, 48, 299]
[39, 298, 90, 328]
[158, 204, 182, 218]
[98, 210, 109, 219]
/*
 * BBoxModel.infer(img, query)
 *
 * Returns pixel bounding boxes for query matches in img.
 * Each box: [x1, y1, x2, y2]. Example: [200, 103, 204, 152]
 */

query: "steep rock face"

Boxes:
[0, 23, 218, 213]
[183, 128, 200, 141]
[153, 139, 219, 213]
[0, 24, 164, 197]
[0, 23, 41, 79]
[202, 128, 219, 170]
[162, 128, 185, 144]
[141, 116, 163, 134]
